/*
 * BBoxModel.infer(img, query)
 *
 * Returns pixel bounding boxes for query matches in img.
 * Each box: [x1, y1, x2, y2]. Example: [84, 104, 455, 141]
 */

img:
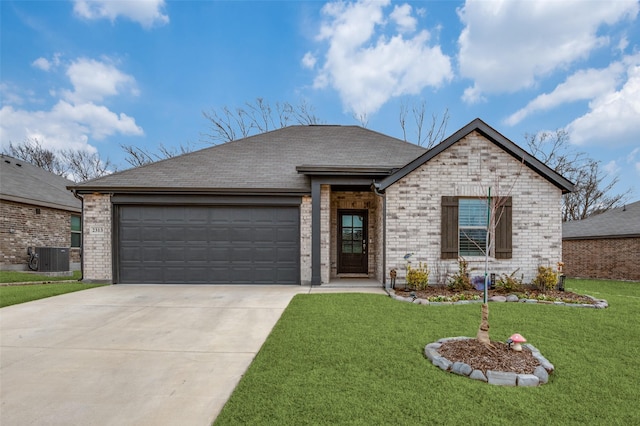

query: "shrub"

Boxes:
[532, 265, 557, 291]
[495, 270, 523, 293]
[406, 262, 430, 290]
[447, 258, 472, 291]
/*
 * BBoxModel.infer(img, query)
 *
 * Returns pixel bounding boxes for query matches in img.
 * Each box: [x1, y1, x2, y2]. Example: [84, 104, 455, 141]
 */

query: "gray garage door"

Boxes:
[117, 205, 299, 284]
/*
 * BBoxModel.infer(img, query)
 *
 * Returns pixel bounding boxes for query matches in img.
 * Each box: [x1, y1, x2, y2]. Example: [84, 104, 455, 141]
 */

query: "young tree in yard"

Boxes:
[525, 130, 629, 221]
[459, 161, 524, 346]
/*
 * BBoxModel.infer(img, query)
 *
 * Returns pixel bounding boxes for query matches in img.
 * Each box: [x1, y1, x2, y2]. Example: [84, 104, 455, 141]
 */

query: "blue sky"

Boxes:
[1, 0, 639, 201]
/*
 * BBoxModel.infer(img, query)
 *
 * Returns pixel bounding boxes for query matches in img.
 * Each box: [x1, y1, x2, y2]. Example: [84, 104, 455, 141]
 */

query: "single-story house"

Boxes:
[563, 201, 640, 281]
[69, 118, 573, 285]
[0, 154, 81, 272]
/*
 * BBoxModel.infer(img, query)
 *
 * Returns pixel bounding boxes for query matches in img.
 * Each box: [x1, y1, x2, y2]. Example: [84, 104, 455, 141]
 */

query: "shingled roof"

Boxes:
[70, 125, 427, 194]
[563, 201, 640, 239]
[0, 155, 80, 212]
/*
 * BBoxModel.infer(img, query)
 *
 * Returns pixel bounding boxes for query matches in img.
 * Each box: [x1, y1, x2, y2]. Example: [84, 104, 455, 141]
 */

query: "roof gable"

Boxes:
[377, 118, 574, 193]
[0, 155, 80, 211]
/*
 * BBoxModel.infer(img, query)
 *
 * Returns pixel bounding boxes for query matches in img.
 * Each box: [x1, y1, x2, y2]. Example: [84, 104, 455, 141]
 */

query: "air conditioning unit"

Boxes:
[35, 247, 70, 272]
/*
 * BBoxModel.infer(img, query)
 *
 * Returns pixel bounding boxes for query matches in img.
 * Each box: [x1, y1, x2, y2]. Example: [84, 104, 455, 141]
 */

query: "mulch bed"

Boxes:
[394, 286, 596, 304]
[437, 339, 541, 375]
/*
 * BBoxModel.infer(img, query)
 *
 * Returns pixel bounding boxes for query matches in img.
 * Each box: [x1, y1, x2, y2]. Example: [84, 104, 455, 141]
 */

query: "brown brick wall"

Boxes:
[0, 199, 80, 270]
[563, 237, 640, 281]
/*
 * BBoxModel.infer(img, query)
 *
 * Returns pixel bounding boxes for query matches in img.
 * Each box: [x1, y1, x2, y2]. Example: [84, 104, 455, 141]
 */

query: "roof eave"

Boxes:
[68, 186, 310, 196]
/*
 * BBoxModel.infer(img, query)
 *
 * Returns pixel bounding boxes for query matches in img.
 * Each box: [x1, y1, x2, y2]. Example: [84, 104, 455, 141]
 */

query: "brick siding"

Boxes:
[300, 196, 312, 284]
[82, 193, 112, 282]
[384, 131, 564, 285]
[0, 199, 79, 271]
[563, 237, 640, 281]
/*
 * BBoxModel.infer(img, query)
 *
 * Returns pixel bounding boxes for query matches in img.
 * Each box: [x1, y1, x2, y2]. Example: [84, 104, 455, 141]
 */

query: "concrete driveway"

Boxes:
[1, 284, 314, 425]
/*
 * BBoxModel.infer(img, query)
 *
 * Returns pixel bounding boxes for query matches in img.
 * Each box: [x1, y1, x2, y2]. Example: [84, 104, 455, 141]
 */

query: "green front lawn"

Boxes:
[0, 270, 82, 283]
[215, 279, 640, 425]
[0, 282, 106, 308]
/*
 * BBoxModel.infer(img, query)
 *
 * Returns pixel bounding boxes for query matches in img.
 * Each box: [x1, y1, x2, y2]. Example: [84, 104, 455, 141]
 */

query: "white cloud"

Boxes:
[73, 0, 169, 29]
[566, 62, 640, 147]
[0, 57, 143, 154]
[311, 0, 452, 117]
[603, 160, 620, 175]
[390, 4, 417, 33]
[458, 0, 639, 102]
[302, 52, 317, 69]
[32, 57, 52, 71]
[505, 62, 626, 125]
[628, 147, 640, 163]
[0, 102, 142, 152]
[63, 58, 139, 103]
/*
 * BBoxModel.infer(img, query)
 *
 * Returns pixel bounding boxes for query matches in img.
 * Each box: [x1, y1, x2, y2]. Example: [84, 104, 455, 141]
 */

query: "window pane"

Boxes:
[342, 215, 352, 227]
[342, 242, 353, 253]
[71, 233, 81, 248]
[342, 229, 352, 241]
[354, 229, 363, 242]
[352, 243, 362, 254]
[459, 229, 486, 256]
[353, 215, 363, 227]
[459, 199, 486, 227]
[71, 215, 81, 231]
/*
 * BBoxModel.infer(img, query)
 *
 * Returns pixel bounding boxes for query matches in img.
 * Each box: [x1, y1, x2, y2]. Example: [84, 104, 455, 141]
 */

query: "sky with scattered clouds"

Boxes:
[1, 0, 639, 199]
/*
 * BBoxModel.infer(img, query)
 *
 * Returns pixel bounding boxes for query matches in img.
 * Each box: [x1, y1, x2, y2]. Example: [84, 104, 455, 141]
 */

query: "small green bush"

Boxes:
[406, 262, 430, 290]
[447, 258, 472, 291]
[495, 270, 523, 293]
[532, 265, 557, 291]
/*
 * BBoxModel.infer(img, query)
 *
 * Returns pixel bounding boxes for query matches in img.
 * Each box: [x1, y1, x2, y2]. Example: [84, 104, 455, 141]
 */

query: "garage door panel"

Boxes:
[118, 205, 299, 284]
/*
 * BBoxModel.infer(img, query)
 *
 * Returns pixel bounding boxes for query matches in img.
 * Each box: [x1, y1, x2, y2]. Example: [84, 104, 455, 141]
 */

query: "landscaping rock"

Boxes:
[432, 356, 452, 371]
[506, 294, 519, 302]
[534, 365, 549, 384]
[424, 347, 440, 362]
[469, 369, 487, 382]
[451, 362, 473, 376]
[487, 370, 517, 386]
[517, 374, 540, 387]
[489, 295, 507, 302]
[525, 299, 538, 304]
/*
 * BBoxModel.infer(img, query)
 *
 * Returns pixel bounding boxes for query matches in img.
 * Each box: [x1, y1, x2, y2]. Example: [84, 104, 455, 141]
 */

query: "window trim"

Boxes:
[71, 214, 82, 248]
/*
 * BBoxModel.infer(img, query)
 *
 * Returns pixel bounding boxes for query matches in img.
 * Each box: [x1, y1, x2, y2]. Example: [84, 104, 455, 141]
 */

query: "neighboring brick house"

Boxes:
[563, 201, 640, 281]
[69, 118, 572, 285]
[0, 155, 81, 272]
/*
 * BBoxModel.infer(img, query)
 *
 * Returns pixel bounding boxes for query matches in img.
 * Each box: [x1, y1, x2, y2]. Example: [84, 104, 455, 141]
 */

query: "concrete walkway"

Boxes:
[0, 284, 385, 425]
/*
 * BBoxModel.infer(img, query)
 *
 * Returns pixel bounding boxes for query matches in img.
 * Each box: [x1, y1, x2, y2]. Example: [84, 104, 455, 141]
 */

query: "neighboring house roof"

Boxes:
[0, 154, 81, 212]
[377, 118, 574, 193]
[69, 125, 427, 194]
[563, 201, 640, 239]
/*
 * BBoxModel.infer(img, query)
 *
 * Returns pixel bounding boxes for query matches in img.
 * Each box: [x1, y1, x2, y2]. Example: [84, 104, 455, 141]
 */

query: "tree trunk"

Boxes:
[477, 303, 491, 345]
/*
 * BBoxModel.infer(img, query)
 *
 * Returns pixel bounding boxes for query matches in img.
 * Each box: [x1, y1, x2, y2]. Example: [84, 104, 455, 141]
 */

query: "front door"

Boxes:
[338, 210, 368, 274]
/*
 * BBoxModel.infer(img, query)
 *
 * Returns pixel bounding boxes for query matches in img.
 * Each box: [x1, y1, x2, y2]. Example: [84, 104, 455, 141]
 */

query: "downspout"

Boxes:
[71, 189, 84, 282]
[372, 182, 386, 290]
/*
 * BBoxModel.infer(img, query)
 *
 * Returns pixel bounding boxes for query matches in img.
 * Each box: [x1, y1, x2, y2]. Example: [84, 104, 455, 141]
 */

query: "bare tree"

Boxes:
[4, 138, 113, 182]
[399, 100, 449, 148]
[121, 143, 194, 168]
[63, 149, 114, 182]
[202, 98, 322, 144]
[525, 130, 629, 221]
[6, 138, 67, 176]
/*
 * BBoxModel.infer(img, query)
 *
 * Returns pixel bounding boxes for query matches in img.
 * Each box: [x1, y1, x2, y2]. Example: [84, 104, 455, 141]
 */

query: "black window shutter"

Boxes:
[495, 197, 512, 259]
[441, 196, 458, 259]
